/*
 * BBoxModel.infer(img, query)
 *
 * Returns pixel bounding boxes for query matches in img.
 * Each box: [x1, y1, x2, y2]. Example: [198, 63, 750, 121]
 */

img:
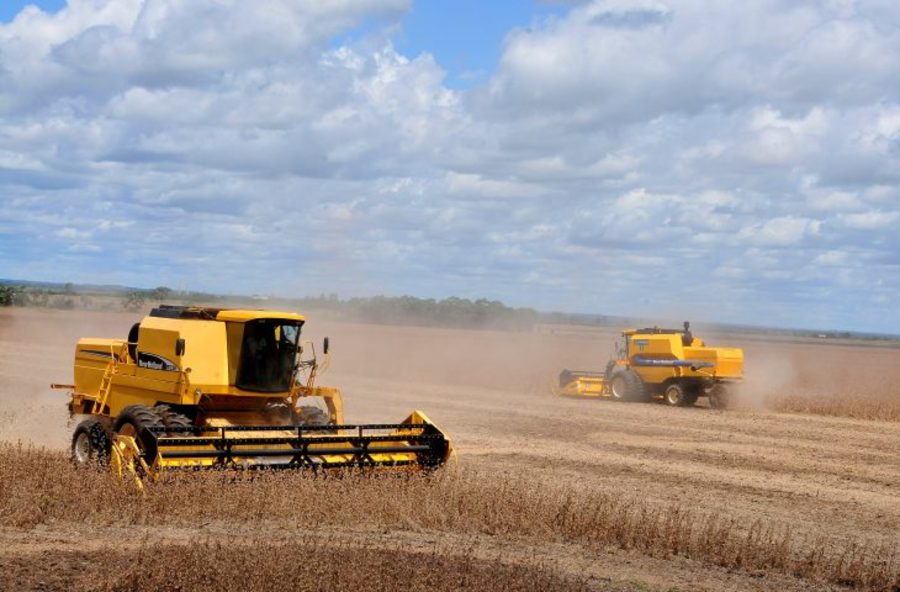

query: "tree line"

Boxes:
[297, 294, 543, 329]
[0, 282, 547, 329]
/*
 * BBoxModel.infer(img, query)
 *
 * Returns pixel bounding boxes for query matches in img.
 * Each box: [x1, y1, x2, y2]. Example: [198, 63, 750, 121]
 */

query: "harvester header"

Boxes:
[55, 306, 452, 485]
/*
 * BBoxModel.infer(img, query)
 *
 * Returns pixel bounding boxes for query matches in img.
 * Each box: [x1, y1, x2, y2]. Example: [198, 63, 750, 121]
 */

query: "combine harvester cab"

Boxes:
[54, 306, 452, 485]
[555, 322, 743, 408]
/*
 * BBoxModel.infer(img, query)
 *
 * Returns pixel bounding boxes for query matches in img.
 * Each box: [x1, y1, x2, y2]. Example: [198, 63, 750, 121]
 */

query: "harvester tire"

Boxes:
[262, 401, 296, 425]
[71, 418, 111, 467]
[154, 404, 194, 436]
[114, 405, 165, 461]
[664, 383, 697, 407]
[708, 384, 732, 410]
[609, 369, 647, 402]
[295, 405, 330, 426]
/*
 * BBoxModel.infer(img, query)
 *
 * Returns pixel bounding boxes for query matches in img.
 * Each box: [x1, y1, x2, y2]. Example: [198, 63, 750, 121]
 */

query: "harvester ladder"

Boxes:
[91, 343, 125, 415]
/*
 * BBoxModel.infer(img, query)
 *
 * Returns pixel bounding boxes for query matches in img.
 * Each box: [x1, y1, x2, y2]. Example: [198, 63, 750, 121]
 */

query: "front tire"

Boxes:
[295, 405, 330, 426]
[609, 369, 648, 402]
[154, 404, 193, 436]
[113, 405, 165, 461]
[71, 418, 111, 466]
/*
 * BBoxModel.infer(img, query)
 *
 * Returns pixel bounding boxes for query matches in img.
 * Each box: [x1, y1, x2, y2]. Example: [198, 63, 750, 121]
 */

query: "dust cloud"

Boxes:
[1, 306, 898, 451]
[302, 319, 618, 394]
[728, 346, 798, 410]
[0, 307, 138, 448]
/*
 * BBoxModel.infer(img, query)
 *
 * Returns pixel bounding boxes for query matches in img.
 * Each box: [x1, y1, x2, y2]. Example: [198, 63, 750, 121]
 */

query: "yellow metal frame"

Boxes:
[110, 435, 150, 491]
[553, 375, 608, 398]
[106, 410, 453, 483]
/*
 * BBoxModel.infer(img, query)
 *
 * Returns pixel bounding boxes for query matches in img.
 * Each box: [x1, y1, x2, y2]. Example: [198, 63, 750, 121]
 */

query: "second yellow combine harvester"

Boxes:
[555, 322, 744, 408]
[53, 306, 452, 485]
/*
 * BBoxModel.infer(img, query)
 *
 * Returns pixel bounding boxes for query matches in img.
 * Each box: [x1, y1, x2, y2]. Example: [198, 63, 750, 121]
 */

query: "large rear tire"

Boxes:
[264, 401, 297, 426]
[295, 405, 330, 426]
[113, 405, 165, 461]
[71, 418, 111, 467]
[609, 369, 648, 402]
[154, 404, 194, 436]
[708, 384, 732, 410]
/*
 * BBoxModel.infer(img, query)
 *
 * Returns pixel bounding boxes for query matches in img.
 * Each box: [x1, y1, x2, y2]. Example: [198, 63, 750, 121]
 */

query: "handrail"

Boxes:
[91, 342, 128, 414]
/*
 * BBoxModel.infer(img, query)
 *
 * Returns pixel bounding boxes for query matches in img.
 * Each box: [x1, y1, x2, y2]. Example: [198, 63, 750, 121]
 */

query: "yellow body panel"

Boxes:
[631, 333, 686, 357]
[74, 336, 192, 416]
[685, 346, 744, 379]
[138, 316, 229, 386]
[74, 338, 124, 404]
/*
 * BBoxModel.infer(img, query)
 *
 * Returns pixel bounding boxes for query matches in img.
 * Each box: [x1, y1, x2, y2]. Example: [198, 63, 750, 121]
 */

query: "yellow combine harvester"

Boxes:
[555, 322, 743, 408]
[53, 306, 452, 483]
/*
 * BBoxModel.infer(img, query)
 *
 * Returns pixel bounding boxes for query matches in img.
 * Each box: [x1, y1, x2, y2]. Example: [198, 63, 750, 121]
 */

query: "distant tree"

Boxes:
[123, 291, 145, 311]
[0, 286, 16, 306]
[151, 286, 173, 301]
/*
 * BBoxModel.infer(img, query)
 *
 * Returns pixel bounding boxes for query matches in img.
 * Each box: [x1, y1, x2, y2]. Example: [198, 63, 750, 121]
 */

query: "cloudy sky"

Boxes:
[1, 0, 898, 332]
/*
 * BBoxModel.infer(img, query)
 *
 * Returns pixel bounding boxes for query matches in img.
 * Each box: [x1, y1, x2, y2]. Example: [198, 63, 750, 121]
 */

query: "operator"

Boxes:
[242, 324, 269, 385]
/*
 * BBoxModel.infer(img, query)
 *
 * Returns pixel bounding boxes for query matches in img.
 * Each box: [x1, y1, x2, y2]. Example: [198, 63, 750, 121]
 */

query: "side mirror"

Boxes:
[323, 337, 330, 355]
[175, 338, 186, 356]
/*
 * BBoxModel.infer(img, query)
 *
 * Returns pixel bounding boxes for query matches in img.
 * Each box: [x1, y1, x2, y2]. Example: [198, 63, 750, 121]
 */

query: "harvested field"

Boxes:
[1, 307, 898, 591]
[0, 530, 592, 592]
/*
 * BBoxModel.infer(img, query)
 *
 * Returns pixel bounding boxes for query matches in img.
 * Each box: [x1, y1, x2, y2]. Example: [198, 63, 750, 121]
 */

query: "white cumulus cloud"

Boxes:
[0, 0, 898, 332]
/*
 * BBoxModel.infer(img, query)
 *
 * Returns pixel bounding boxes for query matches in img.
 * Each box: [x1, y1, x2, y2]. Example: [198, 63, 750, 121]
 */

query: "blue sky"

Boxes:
[0, 0, 64, 21]
[3, 0, 567, 88]
[394, 1, 567, 88]
[0, 0, 899, 333]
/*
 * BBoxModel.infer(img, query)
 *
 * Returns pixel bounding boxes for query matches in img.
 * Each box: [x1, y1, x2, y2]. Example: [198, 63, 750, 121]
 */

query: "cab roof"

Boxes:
[149, 305, 305, 323]
[217, 309, 305, 322]
[622, 327, 684, 336]
[623, 321, 691, 337]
